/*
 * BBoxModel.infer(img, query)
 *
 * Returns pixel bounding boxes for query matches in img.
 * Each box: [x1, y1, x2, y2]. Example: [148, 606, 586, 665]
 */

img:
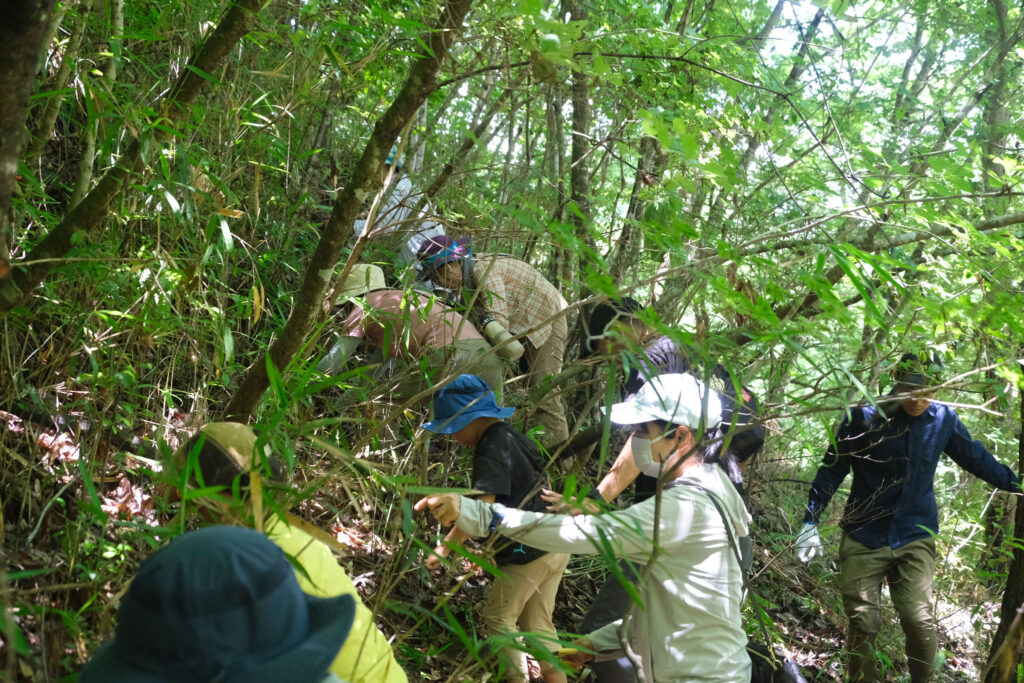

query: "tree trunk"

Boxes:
[419, 87, 511, 206]
[563, 0, 594, 310]
[706, 7, 825, 231]
[69, 0, 122, 209]
[0, 0, 266, 313]
[221, 0, 475, 421]
[25, 0, 98, 163]
[0, 0, 58, 279]
[985, 364, 1024, 680]
[609, 135, 666, 283]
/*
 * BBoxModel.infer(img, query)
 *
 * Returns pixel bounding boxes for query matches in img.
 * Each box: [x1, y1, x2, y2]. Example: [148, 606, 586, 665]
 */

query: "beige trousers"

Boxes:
[483, 552, 570, 682]
[446, 338, 504, 398]
[523, 313, 569, 447]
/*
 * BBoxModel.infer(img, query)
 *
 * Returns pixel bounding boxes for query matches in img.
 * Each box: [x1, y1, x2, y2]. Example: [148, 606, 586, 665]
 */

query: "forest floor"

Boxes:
[0, 402, 1008, 682]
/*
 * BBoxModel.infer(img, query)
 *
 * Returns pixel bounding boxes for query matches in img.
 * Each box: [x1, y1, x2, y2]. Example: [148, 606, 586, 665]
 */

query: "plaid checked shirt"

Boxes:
[470, 255, 568, 348]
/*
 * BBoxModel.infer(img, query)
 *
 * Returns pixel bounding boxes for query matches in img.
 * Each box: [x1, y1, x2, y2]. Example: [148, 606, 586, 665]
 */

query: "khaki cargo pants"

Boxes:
[838, 534, 937, 682]
[522, 313, 569, 448]
[414, 339, 504, 400]
[484, 552, 570, 682]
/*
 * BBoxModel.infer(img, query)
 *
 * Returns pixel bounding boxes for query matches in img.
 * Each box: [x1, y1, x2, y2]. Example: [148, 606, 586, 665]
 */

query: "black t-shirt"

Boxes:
[472, 422, 549, 565]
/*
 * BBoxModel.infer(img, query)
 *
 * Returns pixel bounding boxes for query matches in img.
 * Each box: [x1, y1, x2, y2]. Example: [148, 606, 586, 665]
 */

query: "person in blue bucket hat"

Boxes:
[79, 525, 357, 683]
[421, 374, 569, 683]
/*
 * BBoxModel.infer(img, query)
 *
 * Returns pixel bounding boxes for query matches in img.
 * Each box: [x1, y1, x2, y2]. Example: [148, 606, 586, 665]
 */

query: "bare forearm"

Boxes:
[445, 526, 471, 544]
[597, 440, 640, 502]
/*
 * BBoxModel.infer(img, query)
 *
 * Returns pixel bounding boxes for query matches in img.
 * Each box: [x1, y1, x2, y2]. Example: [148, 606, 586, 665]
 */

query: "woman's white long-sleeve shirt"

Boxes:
[456, 463, 752, 682]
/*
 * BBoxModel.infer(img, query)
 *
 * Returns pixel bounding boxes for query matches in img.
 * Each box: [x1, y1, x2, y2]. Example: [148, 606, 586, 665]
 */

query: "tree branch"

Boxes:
[0, 0, 264, 313]
[221, 0, 476, 421]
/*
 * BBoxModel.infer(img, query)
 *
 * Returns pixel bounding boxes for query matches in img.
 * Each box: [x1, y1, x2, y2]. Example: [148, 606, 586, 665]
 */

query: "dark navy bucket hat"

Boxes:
[79, 526, 355, 683]
[423, 374, 515, 434]
[583, 297, 644, 356]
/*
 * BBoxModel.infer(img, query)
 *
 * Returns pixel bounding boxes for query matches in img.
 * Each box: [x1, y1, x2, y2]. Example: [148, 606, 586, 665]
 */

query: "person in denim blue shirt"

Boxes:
[794, 353, 1020, 682]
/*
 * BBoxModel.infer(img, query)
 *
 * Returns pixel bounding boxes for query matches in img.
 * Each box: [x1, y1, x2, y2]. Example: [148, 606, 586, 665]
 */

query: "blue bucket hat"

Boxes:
[80, 526, 356, 683]
[423, 374, 515, 434]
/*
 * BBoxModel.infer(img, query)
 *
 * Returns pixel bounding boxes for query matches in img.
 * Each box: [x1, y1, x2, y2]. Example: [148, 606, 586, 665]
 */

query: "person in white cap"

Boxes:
[415, 373, 753, 682]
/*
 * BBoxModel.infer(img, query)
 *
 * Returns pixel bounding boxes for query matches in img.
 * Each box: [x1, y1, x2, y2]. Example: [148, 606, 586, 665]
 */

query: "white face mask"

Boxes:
[631, 432, 675, 478]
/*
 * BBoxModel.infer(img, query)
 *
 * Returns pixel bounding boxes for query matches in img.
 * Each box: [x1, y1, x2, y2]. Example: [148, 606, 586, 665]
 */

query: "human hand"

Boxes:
[541, 488, 569, 513]
[541, 488, 599, 515]
[424, 544, 449, 571]
[558, 638, 595, 669]
[795, 523, 823, 563]
[414, 494, 462, 526]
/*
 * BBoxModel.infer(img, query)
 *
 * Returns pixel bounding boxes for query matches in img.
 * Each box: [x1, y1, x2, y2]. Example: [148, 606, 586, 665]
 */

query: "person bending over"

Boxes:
[420, 374, 569, 683]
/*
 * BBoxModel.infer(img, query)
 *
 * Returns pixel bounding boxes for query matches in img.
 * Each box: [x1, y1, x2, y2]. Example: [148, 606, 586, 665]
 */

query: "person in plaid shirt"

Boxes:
[417, 236, 570, 446]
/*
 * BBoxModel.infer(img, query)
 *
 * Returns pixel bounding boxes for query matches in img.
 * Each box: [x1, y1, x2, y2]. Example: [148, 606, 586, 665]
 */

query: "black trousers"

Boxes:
[578, 560, 640, 683]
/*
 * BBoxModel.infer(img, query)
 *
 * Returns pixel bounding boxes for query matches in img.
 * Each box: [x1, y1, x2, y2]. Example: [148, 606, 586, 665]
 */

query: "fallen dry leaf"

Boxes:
[100, 477, 156, 523]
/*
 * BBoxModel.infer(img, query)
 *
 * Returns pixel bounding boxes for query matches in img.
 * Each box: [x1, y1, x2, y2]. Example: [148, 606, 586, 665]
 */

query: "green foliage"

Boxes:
[4, 0, 1024, 678]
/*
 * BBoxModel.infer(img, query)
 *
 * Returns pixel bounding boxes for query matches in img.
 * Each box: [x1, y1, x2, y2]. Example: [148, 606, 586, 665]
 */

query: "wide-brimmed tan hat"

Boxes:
[338, 264, 386, 298]
[173, 422, 282, 485]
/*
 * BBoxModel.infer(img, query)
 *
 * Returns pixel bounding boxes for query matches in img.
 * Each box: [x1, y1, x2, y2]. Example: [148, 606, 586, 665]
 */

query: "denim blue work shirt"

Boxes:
[803, 399, 1020, 549]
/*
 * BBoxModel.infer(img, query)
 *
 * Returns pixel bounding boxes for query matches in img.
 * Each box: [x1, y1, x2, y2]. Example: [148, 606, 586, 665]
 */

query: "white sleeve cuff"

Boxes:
[456, 498, 508, 537]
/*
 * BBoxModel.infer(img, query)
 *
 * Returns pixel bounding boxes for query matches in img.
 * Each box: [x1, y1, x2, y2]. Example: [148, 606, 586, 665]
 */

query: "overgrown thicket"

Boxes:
[2, 0, 1023, 679]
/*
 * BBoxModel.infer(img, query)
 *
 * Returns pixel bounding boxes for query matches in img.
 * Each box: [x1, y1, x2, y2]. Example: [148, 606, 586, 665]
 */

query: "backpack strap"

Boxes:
[670, 481, 751, 598]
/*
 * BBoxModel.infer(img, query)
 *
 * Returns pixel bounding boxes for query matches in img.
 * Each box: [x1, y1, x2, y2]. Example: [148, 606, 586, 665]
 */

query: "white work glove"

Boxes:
[794, 523, 823, 563]
[316, 336, 361, 375]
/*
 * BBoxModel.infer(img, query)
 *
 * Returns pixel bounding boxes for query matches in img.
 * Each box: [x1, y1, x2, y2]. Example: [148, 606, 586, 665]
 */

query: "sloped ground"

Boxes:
[0, 406, 1011, 681]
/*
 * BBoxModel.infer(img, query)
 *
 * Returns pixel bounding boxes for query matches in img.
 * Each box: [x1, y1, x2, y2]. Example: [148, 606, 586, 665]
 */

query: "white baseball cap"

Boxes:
[604, 373, 722, 429]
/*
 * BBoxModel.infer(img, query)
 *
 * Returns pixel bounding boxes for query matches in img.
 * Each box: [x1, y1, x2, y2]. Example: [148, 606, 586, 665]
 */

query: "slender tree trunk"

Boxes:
[568, 1, 591, 229]
[293, 88, 339, 193]
[408, 103, 428, 175]
[420, 87, 511, 206]
[0, 0, 58, 280]
[26, 0, 98, 163]
[544, 85, 566, 284]
[609, 135, 666, 282]
[706, 8, 825, 230]
[222, 0, 475, 421]
[557, 0, 594, 306]
[0, 0, 265, 313]
[70, 0, 122, 209]
[985, 360, 1024, 680]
